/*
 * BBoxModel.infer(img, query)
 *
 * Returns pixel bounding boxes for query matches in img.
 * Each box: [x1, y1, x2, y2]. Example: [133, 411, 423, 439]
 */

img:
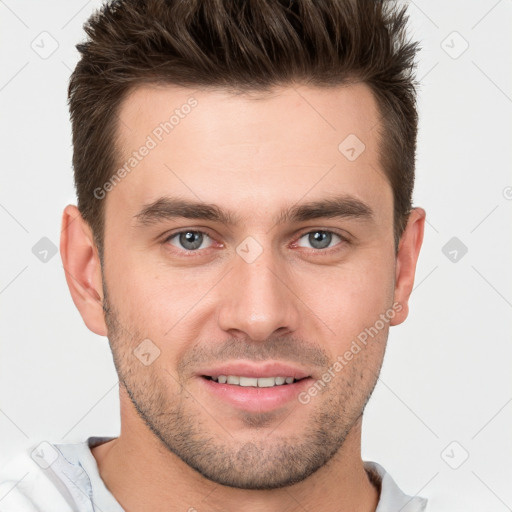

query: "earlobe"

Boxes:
[390, 207, 426, 326]
[60, 205, 108, 336]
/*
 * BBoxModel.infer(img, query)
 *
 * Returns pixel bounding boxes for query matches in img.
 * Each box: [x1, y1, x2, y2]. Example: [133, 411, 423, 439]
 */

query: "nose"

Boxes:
[216, 247, 301, 342]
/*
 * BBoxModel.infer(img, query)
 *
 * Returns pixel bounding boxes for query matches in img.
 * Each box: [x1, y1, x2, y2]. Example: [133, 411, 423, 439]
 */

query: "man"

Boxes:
[0, 0, 427, 510]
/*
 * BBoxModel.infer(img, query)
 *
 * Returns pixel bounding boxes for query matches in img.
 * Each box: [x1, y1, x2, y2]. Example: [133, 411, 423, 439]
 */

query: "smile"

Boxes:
[203, 375, 304, 387]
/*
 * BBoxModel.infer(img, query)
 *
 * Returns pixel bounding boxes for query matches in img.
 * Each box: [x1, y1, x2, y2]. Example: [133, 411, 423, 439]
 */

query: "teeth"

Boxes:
[209, 375, 299, 387]
[239, 376, 258, 387]
[257, 377, 277, 387]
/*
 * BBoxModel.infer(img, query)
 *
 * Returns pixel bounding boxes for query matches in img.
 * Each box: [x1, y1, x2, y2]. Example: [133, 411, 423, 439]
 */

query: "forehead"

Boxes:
[117, 82, 381, 154]
[107, 82, 391, 226]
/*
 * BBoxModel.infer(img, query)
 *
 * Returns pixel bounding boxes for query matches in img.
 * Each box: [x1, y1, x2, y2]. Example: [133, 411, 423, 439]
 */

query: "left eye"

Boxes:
[296, 230, 343, 250]
[166, 231, 213, 251]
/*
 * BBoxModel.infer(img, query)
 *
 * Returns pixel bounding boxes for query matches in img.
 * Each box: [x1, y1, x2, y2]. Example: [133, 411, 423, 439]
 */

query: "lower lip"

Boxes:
[200, 376, 313, 412]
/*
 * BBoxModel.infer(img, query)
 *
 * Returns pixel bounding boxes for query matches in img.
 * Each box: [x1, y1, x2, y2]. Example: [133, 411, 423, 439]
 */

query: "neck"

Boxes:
[92, 397, 379, 512]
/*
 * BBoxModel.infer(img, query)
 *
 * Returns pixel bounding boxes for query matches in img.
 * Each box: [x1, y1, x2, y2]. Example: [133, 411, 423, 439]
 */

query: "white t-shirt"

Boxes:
[0, 436, 428, 511]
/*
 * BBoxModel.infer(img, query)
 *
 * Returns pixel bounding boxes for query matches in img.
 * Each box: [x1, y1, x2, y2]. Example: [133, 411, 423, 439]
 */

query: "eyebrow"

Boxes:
[134, 194, 374, 227]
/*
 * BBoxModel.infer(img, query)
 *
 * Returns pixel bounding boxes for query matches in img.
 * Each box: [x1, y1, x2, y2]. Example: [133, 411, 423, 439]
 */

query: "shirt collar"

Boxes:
[364, 460, 428, 511]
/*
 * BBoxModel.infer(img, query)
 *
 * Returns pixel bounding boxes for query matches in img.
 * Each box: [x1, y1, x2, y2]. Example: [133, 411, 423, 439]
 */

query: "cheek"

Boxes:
[298, 254, 396, 343]
[102, 244, 162, 336]
[103, 249, 216, 367]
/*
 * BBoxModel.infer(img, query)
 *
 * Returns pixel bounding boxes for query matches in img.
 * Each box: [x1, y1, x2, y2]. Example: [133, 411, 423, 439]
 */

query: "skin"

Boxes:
[61, 82, 425, 512]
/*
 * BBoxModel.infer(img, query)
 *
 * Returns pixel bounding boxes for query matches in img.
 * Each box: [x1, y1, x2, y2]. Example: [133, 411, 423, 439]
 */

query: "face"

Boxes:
[96, 83, 402, 489]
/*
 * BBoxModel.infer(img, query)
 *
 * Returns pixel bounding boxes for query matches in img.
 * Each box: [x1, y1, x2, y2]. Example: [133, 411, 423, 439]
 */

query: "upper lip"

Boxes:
[198, 361, 312, 380]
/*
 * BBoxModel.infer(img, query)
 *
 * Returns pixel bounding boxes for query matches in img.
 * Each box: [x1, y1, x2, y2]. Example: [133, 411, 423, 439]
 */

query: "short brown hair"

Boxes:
[68, 0, 419, 254]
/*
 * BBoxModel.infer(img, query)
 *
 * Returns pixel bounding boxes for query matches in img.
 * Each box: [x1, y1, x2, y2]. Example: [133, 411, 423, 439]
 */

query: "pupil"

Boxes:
[181, 231, 202, 250]
[310, 231, 331, 249]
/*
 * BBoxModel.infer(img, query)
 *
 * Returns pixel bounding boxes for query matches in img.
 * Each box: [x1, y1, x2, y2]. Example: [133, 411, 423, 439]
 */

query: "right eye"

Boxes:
[164, 230, 215, 252]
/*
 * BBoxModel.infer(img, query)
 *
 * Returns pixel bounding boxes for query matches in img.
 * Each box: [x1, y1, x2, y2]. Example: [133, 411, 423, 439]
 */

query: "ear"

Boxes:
[60, 205, 107, 336]
[390, 207, 426, 326]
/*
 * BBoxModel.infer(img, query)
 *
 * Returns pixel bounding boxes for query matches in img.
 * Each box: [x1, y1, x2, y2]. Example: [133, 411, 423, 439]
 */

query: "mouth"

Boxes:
[202, 375, 308, 387]
[197, 363, 314, 412]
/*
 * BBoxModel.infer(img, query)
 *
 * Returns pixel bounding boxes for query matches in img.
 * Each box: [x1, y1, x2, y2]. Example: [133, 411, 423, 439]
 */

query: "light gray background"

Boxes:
[1, 1, 511, 510]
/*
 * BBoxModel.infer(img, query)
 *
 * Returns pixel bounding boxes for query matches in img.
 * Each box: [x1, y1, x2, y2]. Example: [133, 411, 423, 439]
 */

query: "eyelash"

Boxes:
[162, 228, 349, 256]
